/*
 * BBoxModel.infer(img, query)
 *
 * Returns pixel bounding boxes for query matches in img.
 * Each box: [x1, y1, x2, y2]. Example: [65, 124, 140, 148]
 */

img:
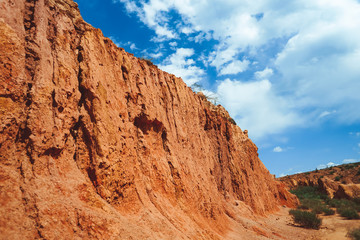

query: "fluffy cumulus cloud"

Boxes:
[217, 79, 301, 139]
[114, 0, 360, 139]
[218, 59, 250, 76]
[255, 68, 273, 80]
[273, 146, 284, 153]
[158, 48, 205, 85]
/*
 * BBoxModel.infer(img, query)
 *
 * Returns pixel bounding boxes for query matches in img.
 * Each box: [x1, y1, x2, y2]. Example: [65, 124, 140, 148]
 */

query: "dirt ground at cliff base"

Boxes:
[225, 207, 360, 240]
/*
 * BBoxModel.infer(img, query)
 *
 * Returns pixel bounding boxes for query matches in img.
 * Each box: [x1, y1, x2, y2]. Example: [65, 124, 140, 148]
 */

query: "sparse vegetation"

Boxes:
[289, 210, 322, 229]
[284, 162, 360, 234]
[327, 198, 360, 212]
[322, 208, 335, 216]
[228, 117, 237, 125]
[290, 186, 327, 201]
[332, 174, 343, 181]
[344, 164, 356, 170]
[291, 186, 360, 223]
[190, 83, 219, 105]
[338, 207, 360, 219]
[348, 228, 360, 240]
[353, 198, 360, 205]
[139, 57, 154, 66]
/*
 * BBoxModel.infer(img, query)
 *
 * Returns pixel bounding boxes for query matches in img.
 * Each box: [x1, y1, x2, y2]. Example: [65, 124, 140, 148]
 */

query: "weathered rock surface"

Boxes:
[279, 162, 360, 200]
[334, 184, 360, 199]
[318, 177, 340, 199]
[0, 0, 297, 239]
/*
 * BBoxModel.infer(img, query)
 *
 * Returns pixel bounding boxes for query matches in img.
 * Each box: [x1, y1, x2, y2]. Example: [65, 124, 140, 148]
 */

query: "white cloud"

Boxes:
[317, 162, 338, 169]
[318, 110, 337, 119]
[158, 48, 205, 86]
[129, 43, 137, 50]
[169, 42, 177, 47]
[148, 52, 163, 59]
[115, 0, 178, 41]
[218, 59, 250, 76]
[342, 159, 358, 164]
[217, 79, 301, 140]
[109, 39, 139, 52]
[255, 68, 273, 80]
[273, 146, 283, 153]
[181, 26, 194, 35]
[114, 0, 360, 139]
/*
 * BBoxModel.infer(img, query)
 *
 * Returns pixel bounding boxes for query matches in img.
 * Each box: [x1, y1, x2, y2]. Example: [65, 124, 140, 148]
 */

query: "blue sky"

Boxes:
[74, 0, 360, 177]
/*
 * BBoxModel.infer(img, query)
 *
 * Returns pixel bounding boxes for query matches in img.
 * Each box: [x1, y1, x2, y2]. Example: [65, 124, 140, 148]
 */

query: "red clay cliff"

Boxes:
[0, 0, 297, 239]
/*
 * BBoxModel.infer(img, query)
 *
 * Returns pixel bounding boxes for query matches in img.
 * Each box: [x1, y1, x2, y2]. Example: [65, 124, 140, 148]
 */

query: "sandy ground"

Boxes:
[317, 213, 360, 240]
[264, 207, 360, 240]
[226, 207, 360, 239]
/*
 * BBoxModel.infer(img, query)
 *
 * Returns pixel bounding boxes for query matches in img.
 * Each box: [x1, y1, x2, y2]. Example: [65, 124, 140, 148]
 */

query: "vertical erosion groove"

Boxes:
[72, 40, 100, 192]
[19, 0, 40, 165]
[19, 1, 45, 239]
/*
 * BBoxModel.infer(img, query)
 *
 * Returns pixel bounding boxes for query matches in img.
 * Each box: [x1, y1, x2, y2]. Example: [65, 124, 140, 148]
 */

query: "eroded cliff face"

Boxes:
[0, 0, 297, 239]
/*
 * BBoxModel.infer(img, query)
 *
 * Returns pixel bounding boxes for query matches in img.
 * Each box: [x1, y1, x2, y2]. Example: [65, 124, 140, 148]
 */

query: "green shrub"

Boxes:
[329, 198, 360, 212]
[297, 204, 310, 210]
[311, 205, 326, 214]
[322, 208, 335, 216]
[289, 210, 322, 229]
[344, 164, 356, 170]
[301, 199, 322, 208]
[310, 204, 335, 215]
[335, 176, 341, 181]
[338, 208, 360, 219]
[290, 186, 326, 200]
[348, 228, 360, 240]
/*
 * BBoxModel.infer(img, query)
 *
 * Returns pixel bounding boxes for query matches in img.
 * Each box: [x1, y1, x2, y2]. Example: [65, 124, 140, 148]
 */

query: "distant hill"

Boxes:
[279, 162, 360, 199]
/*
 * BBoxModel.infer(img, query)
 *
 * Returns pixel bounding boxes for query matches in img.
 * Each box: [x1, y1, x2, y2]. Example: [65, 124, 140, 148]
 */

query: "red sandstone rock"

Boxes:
[318, 177, 340, 198]
[334, 184, 360, 199]
[0, 0, 297, 239]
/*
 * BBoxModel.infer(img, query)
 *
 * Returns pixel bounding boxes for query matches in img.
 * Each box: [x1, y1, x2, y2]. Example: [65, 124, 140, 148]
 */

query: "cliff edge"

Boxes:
[0, 0, 297, 239]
